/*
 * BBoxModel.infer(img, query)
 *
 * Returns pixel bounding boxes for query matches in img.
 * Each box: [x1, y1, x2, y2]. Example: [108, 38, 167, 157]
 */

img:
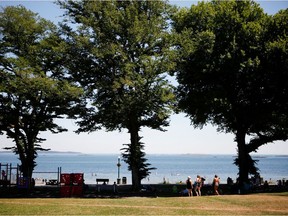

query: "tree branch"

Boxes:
[247, 132, 288, 153]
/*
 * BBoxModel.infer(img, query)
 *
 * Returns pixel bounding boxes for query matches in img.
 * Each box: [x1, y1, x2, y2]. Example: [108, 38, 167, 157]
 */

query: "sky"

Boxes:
[0, 1, 288, 155]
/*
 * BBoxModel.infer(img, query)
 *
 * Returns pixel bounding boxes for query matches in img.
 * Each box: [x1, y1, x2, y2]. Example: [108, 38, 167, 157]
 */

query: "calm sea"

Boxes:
[0, 152, 287, 185]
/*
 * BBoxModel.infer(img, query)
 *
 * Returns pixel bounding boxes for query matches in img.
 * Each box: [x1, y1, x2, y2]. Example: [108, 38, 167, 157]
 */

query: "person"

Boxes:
[113, 181, 118, 194]
[194, 175, 202, 196]
[227, 177, 233, 186]
[186, 176, 193, 197]
[263, 180, 269, 192]
[213, 175, 220, 195]
[1, 170, 7, 180]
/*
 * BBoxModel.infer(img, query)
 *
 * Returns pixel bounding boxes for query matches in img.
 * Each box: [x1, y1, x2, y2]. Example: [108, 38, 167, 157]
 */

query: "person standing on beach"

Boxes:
[194, 175, 202, 196]
[213, 175, 220, 195]
[186, 176, 193, 197]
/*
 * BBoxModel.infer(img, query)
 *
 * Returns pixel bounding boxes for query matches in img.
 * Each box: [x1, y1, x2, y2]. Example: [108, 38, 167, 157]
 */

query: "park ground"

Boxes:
[0, 184, 288, 215]
[0, 192, 287, 215]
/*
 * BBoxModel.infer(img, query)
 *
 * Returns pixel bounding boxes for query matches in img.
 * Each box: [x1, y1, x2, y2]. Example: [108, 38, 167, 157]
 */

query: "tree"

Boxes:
[172, 0, 288, 187]
[121, 137, 156, 183]
[59, 0, 176, 190]
[0, 6, 83, 183]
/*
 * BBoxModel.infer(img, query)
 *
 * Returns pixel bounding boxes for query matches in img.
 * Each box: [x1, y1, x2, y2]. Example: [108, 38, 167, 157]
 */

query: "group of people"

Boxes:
[186, 175, 203, 196]
[186, 175, 220, 196]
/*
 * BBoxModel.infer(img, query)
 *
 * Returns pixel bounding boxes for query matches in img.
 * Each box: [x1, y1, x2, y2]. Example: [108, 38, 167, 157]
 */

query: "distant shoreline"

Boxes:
[1, 150, 287, 157]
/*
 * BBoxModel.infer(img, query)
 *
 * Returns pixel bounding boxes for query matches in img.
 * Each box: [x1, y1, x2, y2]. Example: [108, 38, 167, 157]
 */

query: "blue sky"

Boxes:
[0, 1, 287, 155]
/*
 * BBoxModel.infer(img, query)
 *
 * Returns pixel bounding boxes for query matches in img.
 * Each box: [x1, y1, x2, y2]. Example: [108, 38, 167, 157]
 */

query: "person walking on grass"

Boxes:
[213, 175, 220, 195]
[194, 175, 202, 196]
[186, 176, 193, 197]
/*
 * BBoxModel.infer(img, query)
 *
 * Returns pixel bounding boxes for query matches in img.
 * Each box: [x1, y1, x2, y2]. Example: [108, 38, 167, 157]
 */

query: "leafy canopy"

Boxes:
[172, 0, 288, 182]
[60, 0, 176, 134]
[59, 0, 176, 189]
[0, 6, 83, 176]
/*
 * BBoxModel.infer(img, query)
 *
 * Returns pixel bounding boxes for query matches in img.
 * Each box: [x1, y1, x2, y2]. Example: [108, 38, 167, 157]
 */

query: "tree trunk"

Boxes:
[236, 128, 249, 187]
[16, 138, 35, 189]
[20, 158, 34, 179]
[129, 126, 141, 191]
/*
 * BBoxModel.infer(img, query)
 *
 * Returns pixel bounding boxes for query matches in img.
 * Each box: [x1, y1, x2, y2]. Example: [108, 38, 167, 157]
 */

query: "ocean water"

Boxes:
[0, 152, 287, 185]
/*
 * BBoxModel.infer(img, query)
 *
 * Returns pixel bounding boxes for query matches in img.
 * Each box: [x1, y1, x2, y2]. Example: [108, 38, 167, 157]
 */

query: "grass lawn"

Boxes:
[0, 192, 287, 215]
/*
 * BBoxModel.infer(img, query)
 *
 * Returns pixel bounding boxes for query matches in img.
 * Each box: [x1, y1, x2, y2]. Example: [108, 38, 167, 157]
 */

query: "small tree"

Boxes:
[172, 1, 288, 186]
[121, 137, 155, 185]
[60, 0, 176, 190]
[0, 6, 83, 182]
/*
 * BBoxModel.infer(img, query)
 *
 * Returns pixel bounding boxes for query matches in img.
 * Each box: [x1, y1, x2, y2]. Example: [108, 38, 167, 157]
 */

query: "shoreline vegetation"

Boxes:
[1, 182, 287, 198]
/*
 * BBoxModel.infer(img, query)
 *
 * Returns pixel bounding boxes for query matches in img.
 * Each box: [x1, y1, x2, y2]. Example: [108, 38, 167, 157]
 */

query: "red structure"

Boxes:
[60, 173, 84, 197]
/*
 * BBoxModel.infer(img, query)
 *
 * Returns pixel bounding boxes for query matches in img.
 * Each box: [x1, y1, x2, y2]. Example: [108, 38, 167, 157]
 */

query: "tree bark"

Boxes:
[236, 128, 249, 187]
[15, 136, 35, 189]
[129, 121, 141, 191]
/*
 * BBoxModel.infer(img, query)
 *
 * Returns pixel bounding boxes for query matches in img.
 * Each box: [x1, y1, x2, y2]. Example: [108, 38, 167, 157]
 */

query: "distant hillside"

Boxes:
[0, 150, 82, 154]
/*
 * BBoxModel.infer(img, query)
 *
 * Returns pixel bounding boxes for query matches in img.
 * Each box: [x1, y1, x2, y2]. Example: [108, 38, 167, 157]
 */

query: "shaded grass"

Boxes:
[0, 193, 287, 215]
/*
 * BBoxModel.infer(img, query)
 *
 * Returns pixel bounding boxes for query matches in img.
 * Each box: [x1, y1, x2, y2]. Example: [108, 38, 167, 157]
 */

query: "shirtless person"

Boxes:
[213, 175, 220, 195]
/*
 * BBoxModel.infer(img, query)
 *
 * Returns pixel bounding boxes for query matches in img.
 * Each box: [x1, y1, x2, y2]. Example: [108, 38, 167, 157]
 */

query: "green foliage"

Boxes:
[0, 6, 83, 178]
[121, 137, 156, 183]
[60, 0, 176, 132]
[60, 1, 176, 190]
[172, 0, 288, 183]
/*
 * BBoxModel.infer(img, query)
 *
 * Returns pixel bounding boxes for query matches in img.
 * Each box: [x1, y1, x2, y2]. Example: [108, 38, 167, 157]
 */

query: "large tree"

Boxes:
[172, 0, 288, 188]
[59, 0, 176, 190]
[0, 6, 83, 182]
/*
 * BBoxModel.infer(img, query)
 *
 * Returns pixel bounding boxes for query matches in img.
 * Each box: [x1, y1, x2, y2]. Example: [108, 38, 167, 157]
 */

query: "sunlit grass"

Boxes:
[0, 193, 287, 215]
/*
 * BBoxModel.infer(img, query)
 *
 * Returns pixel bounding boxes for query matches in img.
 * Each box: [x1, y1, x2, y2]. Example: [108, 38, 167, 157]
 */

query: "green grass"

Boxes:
[0, 193, 288, 215]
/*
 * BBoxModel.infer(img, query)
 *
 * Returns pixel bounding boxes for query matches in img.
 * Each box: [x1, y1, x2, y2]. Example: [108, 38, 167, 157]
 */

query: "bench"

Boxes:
[96, 179, 110, 192]
[96, 178, 109, 185]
